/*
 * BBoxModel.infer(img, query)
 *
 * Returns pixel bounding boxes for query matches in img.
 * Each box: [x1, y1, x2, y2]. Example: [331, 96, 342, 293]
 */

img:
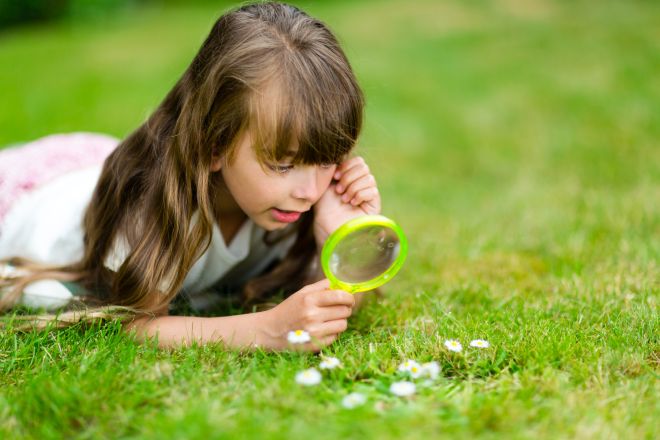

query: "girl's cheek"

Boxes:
[321, 166, 337, 187]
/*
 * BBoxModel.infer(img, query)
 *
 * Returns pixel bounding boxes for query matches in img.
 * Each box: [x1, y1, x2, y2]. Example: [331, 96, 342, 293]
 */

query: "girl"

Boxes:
[0, 2, 381, 351]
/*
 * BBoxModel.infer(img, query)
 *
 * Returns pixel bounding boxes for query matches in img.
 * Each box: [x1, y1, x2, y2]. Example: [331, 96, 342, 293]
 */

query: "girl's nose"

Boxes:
[291, 167, 320, 202]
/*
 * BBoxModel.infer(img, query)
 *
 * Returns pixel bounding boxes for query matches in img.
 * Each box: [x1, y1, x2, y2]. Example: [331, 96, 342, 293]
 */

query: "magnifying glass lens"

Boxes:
[328, 226, 401, 283]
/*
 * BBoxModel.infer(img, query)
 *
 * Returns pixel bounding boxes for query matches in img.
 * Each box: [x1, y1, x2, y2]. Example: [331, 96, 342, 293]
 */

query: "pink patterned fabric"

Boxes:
[0, 132, 119, 223]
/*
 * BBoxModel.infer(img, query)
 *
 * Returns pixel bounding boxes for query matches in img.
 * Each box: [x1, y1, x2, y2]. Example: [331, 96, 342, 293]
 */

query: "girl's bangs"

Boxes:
[247, 77, 360, 166]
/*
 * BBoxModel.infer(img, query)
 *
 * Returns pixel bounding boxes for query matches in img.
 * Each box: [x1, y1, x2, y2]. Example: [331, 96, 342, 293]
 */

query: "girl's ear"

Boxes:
[210, 146, 222, 172]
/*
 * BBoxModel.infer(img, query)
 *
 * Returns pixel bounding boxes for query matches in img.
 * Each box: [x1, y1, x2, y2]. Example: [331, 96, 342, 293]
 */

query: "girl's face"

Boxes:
[213, 130, 337, 230]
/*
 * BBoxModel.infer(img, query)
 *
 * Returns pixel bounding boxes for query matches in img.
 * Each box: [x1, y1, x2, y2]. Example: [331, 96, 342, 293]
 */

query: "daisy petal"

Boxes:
[397, 359, 423, 378]
[444, 339, 463, 352]
[295, 368, 322, 386]
[342, 392, 367, 409]
[319, 356, 342, 370]
[421, 361, 440, 380]
[390, 381, 416, 397]
[287, 329, 311, 344]
[469, 339, 490, 348]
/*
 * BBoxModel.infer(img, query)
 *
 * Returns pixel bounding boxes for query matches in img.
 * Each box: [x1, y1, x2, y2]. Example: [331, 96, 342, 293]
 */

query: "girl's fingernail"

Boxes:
[334, 171, 341, 179]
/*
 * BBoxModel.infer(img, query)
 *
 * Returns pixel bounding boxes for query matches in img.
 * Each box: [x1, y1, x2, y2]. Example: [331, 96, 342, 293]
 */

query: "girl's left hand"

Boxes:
[333, 156, 381, 215]
[313, 156, 381, 248]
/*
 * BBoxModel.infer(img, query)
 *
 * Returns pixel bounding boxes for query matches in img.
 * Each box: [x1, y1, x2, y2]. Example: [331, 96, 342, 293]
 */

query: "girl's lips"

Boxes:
[271, 208, 302, 223]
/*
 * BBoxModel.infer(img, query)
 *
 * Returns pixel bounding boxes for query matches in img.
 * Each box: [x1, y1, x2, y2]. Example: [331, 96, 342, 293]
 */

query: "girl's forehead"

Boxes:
[227, 125, 295, 166]
[245, 87, 299, 148]
[240, 78, 356, 165]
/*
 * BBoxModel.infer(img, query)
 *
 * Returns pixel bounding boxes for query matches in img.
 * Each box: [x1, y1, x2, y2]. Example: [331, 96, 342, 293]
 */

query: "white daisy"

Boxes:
[397, 359, 423, 378]
[295, 368, 322, 386]
[469, 339, 490, 348]
[444, 339, 463, 352]
[390, 381, 416, 397]
[420, 361, 440, 380]
[341, 392, 367, 409]
[319, 356, 342, 370]
[287, 329, 311, 344]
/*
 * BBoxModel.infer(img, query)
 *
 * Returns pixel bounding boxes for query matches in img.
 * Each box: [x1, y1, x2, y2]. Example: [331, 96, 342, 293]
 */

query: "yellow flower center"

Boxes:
[295, 330, 303, 336]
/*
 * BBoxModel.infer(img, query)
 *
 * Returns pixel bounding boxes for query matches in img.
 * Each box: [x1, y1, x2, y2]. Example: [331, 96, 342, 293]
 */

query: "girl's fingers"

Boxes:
[335, 167, 370, 194]
[335, 158, 369, 192]
[334, 156, 366, 178]
[304, 278, 331, 291]
[309, 334, 338, 351]
[297, 320, 347, 351]
[318, 305, 353, 321]
[320, 319, 349, 336]
[341, 174, 376, 203]
[350, 187, 380, 210]
[332, 155, 380, 213]
[317, 289, 355, 307]
[306, 319, 347, 339]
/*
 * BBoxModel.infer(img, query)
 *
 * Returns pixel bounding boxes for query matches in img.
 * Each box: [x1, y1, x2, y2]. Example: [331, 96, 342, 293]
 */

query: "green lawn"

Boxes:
[1, 0, 658, 438]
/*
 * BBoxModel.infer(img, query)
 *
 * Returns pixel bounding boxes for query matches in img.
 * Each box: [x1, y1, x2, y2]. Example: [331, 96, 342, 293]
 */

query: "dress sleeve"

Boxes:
[103, 233, 131, 272]
[103, 234, 174, 293]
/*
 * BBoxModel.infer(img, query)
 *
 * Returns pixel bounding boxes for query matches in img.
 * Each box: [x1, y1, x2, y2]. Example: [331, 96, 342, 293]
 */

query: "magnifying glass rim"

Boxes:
[320, 214, 408, 293]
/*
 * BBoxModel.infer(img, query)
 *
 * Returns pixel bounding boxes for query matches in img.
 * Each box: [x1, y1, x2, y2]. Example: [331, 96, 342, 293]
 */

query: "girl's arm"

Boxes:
[125, 311, 273, 349]
[125, 278, 356, 350]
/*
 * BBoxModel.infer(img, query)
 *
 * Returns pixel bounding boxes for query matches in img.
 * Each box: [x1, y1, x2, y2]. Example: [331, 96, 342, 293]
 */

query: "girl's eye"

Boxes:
[320, 163, 335, 169]
[268, 164, 293, 174]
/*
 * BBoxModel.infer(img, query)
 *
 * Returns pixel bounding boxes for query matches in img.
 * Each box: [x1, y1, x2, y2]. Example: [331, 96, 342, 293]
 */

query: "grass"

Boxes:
[0, 0, 658, 438]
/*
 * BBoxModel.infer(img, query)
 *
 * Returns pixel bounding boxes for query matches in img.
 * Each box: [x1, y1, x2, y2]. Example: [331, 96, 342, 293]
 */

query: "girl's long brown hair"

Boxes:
[0, 2, 364, 318]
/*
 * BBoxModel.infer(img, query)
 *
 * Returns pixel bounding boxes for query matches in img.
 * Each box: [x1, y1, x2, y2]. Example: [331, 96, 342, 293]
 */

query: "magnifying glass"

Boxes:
[320, 215, 408, 294]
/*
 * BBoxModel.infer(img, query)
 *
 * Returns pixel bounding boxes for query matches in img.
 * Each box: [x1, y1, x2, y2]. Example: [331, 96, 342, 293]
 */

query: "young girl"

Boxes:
[0, 2, 381, 351]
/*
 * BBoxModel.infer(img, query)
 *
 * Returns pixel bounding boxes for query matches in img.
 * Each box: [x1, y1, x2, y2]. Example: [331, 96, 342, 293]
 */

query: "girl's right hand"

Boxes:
[258, 279, 355, 352]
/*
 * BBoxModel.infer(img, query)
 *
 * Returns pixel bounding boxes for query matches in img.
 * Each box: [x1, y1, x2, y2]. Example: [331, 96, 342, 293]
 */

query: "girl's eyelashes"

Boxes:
[268, 163, 294, 174]
[267, 163, 336, 174]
